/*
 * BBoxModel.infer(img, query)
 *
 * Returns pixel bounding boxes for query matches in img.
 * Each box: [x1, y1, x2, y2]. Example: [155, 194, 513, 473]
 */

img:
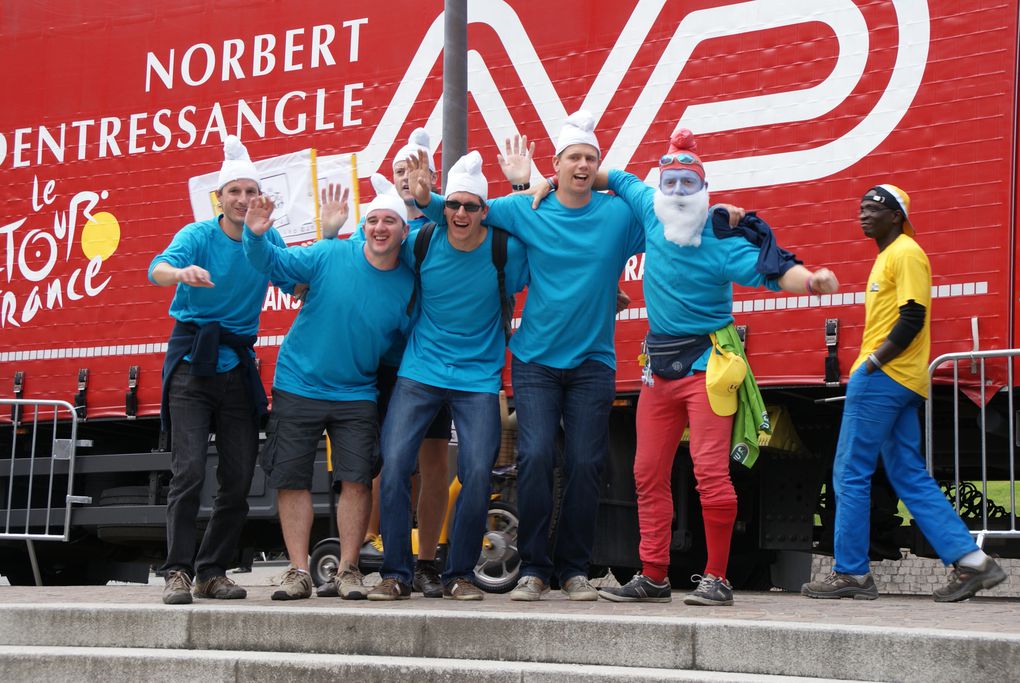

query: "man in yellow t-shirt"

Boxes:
[802, 184, 1005, 603]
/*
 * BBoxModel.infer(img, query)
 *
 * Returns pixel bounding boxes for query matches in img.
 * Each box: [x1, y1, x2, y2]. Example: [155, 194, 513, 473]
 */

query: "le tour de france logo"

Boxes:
[0, 176, 117, 328]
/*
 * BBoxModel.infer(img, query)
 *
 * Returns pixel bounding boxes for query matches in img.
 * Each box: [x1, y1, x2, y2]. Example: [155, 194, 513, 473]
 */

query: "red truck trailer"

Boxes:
[1, 0, 1017, 586]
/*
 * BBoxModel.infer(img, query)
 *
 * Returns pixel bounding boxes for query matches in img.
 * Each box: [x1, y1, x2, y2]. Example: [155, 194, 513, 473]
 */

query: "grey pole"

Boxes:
[442, 0, 468, 192]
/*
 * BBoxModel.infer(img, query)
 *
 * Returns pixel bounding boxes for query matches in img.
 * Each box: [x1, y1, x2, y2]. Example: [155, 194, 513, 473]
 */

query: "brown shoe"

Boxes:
[271, 567, 313, 601]
[162, 570, 193, 605]
[193, 574, 247, 599]
[335, 565, 369, 600]
[443, 578, 484, 601]
[933, 557, 1007, 602]
[509, 575, 549, 602]
[367, 577, 412, 601]
[801, 572, 878, 600]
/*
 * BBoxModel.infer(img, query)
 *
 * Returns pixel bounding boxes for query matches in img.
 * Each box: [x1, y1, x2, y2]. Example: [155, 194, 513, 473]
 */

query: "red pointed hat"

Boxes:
[660, 128, 705, 181]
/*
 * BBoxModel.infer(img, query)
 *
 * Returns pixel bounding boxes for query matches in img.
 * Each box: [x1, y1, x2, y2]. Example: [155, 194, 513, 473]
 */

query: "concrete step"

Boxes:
[0, 645, 846, 682]
[0, 602, 1017, 682]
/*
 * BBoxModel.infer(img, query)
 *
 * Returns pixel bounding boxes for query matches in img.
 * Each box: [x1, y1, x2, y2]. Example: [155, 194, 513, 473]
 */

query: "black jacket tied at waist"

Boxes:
[159, 320, 267, 432]
[711, 208, 801, 280]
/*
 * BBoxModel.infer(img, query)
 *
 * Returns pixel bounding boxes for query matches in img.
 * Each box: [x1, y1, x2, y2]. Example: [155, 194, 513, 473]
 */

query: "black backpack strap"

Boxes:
[490, 227, 514, 343]
[406, 222, 437, 316]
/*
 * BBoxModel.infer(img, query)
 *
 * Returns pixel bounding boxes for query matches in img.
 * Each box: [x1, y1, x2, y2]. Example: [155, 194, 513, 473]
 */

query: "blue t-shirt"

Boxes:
[350, 214, 430, 367]
[422, 192, 644, 370]
[243, 231, 413, 402]
[608, 169, 781, 370]
[398, 226, 529, 393]
[148, 217, 291, 373]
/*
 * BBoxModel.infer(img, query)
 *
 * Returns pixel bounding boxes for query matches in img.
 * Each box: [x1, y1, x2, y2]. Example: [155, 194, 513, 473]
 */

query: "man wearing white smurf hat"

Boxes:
[370, 150, 528, 601]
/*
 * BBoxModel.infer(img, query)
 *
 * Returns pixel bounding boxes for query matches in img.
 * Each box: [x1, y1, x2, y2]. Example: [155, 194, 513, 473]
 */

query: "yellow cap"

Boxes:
[705, 341, 747, 416]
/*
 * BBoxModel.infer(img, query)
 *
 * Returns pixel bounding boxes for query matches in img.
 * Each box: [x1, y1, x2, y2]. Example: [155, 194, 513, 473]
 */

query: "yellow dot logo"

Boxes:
[81, 211, 120, 261]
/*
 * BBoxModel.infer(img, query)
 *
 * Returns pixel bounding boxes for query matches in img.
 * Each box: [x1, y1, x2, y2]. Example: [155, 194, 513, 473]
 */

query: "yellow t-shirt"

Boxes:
[850, 234, 931, 397]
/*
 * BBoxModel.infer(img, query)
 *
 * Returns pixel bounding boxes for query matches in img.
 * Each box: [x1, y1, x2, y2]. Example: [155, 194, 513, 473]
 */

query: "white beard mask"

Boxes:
[654, 186, 710, 247]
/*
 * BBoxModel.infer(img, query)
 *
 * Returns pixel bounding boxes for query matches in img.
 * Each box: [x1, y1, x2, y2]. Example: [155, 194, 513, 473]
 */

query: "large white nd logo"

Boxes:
[356, 0, 930, 192]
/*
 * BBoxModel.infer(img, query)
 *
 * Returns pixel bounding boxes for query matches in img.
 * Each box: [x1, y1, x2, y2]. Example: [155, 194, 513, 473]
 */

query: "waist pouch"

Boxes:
[644, 332, 712, 380]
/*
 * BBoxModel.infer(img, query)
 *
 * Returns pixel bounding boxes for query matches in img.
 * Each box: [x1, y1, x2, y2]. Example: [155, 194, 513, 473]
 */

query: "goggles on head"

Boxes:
[660, 153, 699, 166]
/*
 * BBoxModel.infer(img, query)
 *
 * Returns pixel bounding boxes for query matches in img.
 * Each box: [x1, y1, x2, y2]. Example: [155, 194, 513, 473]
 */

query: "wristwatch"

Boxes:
[511, 182, 530, 191]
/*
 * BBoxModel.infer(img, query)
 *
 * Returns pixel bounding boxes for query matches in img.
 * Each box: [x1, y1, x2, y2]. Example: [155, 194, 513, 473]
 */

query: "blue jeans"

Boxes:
[160, 364, 259, 581]
[379, 377, 501, 584]
[511, 356, 616, 583]
[833, 367, 978, 575]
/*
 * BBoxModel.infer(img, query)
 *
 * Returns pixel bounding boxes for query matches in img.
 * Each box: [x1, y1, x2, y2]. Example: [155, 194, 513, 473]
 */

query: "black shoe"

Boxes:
[801, 571, 879, 600]
[413, 560, 443, 598]
[932, 557, 1007, 602]
[683, 574, 734, 606]
[598, 574, 671, 603]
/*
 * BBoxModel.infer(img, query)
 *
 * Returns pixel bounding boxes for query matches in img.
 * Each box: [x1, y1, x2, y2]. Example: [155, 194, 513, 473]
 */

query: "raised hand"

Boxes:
[320, 183, 350, 237]
[406, 150, 433, 206]
[497, 134, 536, 186]
[245, 195, 276, 236]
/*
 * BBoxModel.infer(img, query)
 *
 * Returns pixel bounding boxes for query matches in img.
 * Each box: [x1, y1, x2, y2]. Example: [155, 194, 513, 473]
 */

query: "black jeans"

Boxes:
[159, 364, 259, 581]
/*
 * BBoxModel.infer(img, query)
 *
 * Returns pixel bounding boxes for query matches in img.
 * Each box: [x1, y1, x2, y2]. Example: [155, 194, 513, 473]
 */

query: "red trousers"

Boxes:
[634, 373, 737, 579]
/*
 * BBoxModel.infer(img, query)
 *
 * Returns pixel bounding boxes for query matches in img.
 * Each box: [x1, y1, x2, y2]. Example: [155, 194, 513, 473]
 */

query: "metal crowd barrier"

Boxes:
[925, 350, 1019, 548]
[0, 399, 89, 585]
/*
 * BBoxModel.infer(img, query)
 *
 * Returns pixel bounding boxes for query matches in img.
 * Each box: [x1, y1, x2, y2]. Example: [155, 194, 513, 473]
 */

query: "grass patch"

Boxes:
[897, 480, 1016, 525]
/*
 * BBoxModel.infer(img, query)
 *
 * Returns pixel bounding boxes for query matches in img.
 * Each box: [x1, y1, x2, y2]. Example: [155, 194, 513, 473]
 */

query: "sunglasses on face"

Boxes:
[444, 199, 484, 213]
[660, 153, 698, 165]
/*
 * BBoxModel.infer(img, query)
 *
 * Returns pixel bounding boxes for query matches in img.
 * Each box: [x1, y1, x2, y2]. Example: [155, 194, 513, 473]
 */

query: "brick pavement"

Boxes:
[811, 552, 1020, 598]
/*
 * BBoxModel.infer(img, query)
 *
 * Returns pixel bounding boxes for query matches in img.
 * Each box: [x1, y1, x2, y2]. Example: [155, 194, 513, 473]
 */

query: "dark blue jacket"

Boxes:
[160, 320, 266, 432]
[711, 208, 800, 280]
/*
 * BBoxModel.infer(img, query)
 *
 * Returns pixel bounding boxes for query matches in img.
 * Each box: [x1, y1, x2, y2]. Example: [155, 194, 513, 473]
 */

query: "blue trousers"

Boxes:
[379, 377, 500, 584]
[511, 356, 616, 583]
[833, 367, 977, 575]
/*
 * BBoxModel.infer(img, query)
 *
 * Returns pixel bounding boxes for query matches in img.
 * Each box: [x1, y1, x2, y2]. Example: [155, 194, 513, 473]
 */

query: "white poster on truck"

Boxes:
[315, 153, 360, 237]
[188, 148, 320, 245]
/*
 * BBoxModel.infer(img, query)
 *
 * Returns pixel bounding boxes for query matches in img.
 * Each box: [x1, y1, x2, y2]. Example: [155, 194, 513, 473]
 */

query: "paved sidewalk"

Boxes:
[3, 577, 1018, 636]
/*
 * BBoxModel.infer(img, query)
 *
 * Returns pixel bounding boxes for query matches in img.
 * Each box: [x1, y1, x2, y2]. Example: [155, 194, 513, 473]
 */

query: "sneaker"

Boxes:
[801, 571, 879, 600]
[932, 557, 1007, 603]
[683, 573, 734, 606]
[361, 535, 384, 559]
[335, 565, 368, 600]
[598, 574, 672, 603]
[367, 577, 412, 601]
[561, 575, 599, 601]
[443, 577, 485, 601]
[194, 574, 247, 600]
[271, 567, 313, 601]
[162, 570, 193, 605]
[413, 560, 443, 598]
[509, 575, 549, 602]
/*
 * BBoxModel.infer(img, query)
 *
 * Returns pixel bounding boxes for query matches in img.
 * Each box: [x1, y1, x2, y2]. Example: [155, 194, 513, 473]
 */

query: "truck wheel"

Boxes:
[473, 501, 520, 593]
[309, 540, 341, 587]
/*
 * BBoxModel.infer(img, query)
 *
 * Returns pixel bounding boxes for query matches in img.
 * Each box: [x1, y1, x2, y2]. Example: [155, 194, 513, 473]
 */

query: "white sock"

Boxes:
[958, 549, 988, 569]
